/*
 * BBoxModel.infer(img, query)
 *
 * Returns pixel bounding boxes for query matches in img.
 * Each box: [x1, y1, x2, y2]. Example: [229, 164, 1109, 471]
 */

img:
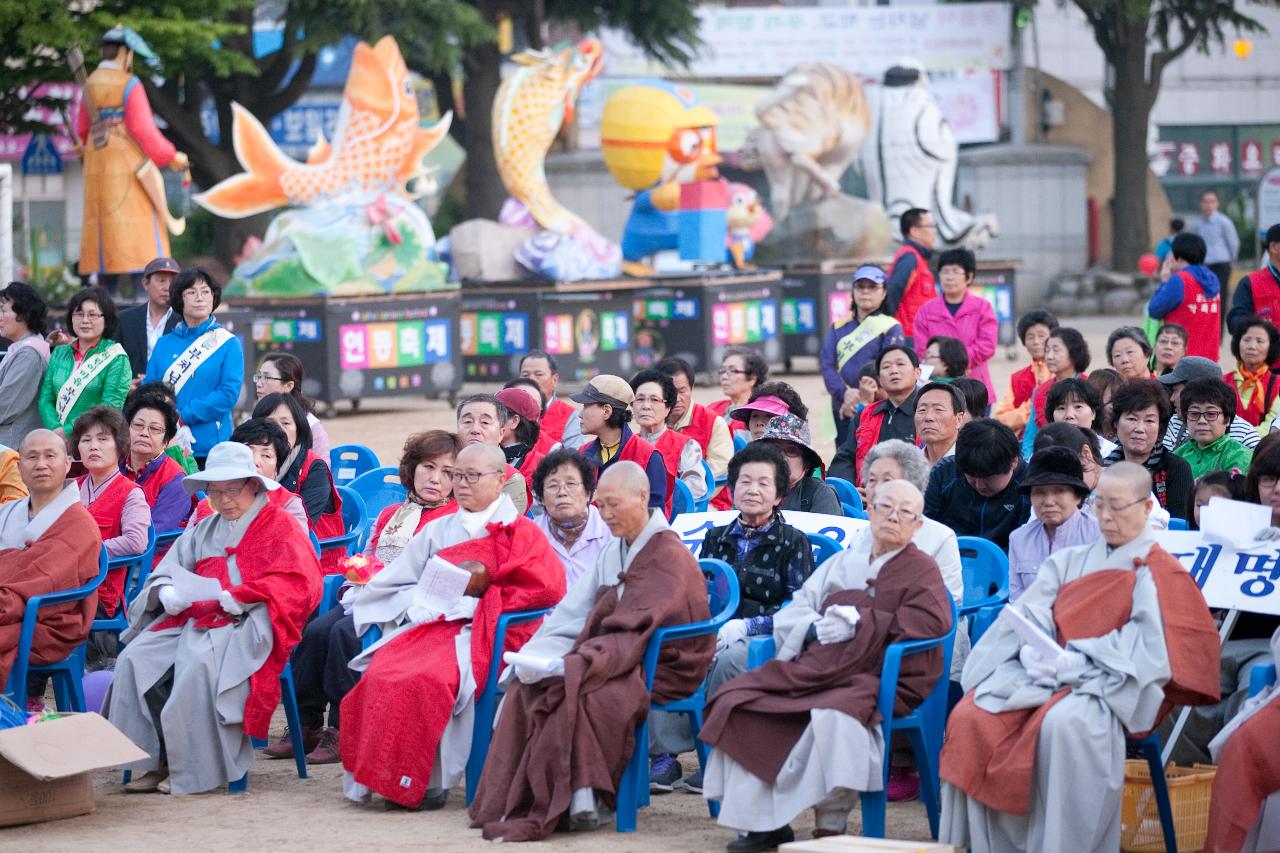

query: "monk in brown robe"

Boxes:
[0, 429, 102, 689]
[939, 462, 1220, 853]
[468, 461, 714, 841]
[699, 480, 953, 853]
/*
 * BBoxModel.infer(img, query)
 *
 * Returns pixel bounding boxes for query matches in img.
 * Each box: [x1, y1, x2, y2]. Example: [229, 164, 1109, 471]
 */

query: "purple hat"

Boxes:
[731, 395, 790, 422]
[758, 413, 825, 476]
[853, 264, 887, 285]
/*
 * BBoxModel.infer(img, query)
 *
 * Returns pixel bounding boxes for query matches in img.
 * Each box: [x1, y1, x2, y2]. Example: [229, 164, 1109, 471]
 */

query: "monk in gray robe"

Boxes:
[106, 441, 321, 795]
[700, 480, 953, 853]
[940, 462, 1219, 852]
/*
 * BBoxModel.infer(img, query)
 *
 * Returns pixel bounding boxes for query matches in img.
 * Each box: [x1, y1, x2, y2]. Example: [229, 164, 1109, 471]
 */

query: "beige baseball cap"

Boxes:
[570, 374, 635, 408]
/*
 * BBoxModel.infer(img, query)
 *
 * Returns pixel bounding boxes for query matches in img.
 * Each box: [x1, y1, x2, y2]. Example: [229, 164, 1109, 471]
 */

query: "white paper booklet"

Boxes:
[503, 651, 565, 675]
[414, 555, 473, 611]
[169, 568, 223, 602]
[1200, 496, 1273, 550]
[1003, 605, 1065, 660]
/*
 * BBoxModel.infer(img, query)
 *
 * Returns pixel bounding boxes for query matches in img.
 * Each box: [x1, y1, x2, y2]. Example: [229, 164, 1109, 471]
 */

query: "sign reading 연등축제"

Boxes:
[671, 510, 868, 556]
[1155, 530, 1280, 617]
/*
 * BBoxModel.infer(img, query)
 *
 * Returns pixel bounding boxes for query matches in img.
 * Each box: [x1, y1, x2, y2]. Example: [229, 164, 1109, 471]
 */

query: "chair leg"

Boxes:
[859, 790, 886, 838]
[466, 691, 498, 807]
[1140, 736, 1178, 853]
[908, 725, 941, 839]
[63, 667, 87, 714]
[691, 709, 719, 819]
[615, 720, 648, 832]
[638, 718, 652, 809]
[228, 772, 248, 793]
[280, 667, 308, 780]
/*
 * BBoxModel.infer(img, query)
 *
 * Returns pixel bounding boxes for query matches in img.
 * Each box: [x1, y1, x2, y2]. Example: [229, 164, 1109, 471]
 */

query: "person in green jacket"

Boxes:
[38, 287, 131, 435]
[1173, 376, 1254, 478]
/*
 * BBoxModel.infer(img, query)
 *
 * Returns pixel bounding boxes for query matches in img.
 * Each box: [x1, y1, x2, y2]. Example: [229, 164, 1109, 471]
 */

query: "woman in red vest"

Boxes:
[253, 392, 345, 570]
[1226, 316, 1280, 428]
[71, 406, 151, 617]
[573, 374, 669, 513]
[495, 385, 545, 511]
[630, 369, 708, 512]
[121, 388, 192, 534]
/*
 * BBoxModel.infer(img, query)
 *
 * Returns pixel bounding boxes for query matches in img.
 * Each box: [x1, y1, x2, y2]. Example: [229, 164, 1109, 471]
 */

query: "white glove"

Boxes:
[815, 610, 858, 645]
[716, 619, 749, 653]
[173, 425, 194, 453]
[218, 589, 246, 616]
[158, 585, 188, 616]
[1019, 646, 1057, 686]
[405, 601, 441, 626]
[1256, 527, 1280, 542]
[826, 605, 861, 630]
[514, 664, 544, 685]
[441, 596, 479, 622]
[1054, 649, 1088, 675]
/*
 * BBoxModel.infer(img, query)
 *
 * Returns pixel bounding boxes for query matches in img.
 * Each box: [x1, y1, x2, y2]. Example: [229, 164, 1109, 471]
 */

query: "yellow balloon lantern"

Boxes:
[1233, 38, 1253, 59]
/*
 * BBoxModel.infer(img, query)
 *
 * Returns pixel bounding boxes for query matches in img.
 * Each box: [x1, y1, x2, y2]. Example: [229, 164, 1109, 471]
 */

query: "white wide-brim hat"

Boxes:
[182, 441, 280, 495]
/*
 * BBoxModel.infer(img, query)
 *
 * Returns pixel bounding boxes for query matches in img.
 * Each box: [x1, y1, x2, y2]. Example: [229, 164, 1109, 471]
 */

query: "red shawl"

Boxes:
[0, 503, 101, 685]
[1205, 696, 1280, 851]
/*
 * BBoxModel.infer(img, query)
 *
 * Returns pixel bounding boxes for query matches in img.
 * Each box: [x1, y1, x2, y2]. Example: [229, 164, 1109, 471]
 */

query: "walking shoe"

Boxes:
[674, 768, 703, 794]
[384, 789, 448, 812]
[125, 767, 169, 794]
[649, 753, 681, 792]
[157, 778, 171, 795]
[725, 825, 794, 852]
[886, 767, 920, 801]
[306, 727, 341, 765]
[264, 725, 321, 759]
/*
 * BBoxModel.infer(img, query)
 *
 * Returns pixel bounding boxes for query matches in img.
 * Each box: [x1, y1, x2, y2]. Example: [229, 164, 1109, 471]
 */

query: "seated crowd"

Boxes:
[9, 233, 1280, 852]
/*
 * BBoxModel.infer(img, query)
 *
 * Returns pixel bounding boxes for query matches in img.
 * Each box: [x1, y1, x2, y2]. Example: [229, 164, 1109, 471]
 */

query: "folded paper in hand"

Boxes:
[169, 568, 222, 602]
[503, 651, 565, 675]
[1004, 605, 1064, 660]
[1200, 496, 1272, 550]
[413, 556, 473, 612]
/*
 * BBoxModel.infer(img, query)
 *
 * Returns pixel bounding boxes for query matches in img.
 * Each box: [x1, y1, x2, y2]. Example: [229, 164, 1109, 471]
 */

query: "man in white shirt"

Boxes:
[116, 256, 179, 378]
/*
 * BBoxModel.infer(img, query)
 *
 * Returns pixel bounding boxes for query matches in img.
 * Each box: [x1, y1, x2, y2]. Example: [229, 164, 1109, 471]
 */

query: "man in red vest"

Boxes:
[1227, 222, 1280, 336]
[655, 356, 733, 500]
[1147, 233, 1222, 361]
[519, 351, 577, 455]
[885, 207, 937, 341]
[573, 375, 668, 512]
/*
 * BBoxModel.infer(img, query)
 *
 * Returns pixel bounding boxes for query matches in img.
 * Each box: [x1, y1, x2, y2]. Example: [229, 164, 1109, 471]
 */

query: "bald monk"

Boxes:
[700, 481, 953, 851]
[0, 430, 102, 688]
[340, 443, 566, 810]
[940, 462, 1220, 853]
[469, 461, 715, 841]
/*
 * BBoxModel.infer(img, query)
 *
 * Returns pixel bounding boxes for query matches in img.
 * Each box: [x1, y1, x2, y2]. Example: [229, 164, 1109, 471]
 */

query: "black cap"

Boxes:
[1019, 446, 1089, 499]
[1266, 223, 1280, 248]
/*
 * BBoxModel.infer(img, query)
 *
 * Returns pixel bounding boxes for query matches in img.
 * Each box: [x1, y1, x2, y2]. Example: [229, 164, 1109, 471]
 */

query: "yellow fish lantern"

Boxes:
[601, 82, 721, 204]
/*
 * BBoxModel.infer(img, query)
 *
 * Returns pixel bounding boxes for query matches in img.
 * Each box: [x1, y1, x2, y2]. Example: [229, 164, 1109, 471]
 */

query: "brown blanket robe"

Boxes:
[940, 544, 1219, 815]
[468, 529, 714, 841]
[0, 502, 101, 685]
[699, 543, 952, 784]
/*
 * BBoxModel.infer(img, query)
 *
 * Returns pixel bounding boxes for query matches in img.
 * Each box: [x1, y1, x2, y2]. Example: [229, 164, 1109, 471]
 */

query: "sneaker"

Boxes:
[649, 753, 681, 792]
[264, 725, 321, 759]
[124, 767, 169, 794]
[886, 767, 920, 802]
[725, 826, 794, 852]
[674, 769, 703, 794]
[306, 727, 341, 765]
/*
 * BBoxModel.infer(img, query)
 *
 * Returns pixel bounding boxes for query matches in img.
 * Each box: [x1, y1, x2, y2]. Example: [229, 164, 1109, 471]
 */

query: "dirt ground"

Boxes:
[17, 317, 1182, 851]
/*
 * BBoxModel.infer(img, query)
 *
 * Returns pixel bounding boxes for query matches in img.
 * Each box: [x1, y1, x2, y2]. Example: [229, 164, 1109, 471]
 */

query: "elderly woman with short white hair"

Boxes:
[105, 441, 321, 795]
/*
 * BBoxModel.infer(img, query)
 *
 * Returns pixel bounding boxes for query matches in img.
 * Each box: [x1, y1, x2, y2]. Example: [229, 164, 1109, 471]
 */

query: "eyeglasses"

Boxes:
[252, 373, 283, 383]
[1185, 408, 1223, 423]
[632, 395, 666, 407]
[72, 311, 104, 320]
[129, 422, 166, 437]
[207, 481, 251, 500]
[543, 479, 584, 494]
[184, 287, 214, 299]
[448, 469, 503, 485]
[871, 502, 921, 522]
[718, 367, 747, 376]
[1088, 495, 1147, 516]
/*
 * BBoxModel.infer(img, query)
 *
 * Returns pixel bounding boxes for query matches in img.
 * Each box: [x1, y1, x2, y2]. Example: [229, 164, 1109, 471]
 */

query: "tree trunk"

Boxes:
[1108, 18, 1156, 273]
[461, 38, 506, 221]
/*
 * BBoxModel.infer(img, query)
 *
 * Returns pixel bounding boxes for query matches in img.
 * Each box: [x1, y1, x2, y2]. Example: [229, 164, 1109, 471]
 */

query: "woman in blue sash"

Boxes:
[144, 268, 244, 466]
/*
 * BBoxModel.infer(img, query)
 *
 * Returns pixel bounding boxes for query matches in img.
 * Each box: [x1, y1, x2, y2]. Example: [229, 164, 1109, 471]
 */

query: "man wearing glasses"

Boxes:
[941, 462, 1220, 853]
[340, 443, 565, 811]
[456, 393, 531, 514]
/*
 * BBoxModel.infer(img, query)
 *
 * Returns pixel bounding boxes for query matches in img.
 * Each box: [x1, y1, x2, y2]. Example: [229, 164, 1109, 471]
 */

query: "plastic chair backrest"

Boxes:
[308, 531, 321, 559]
[349, 467, 407, 517]
[1249, 663, 1278, 698]
[640, 559, 740, 693]
[956, 536, 1010, 641]
[805, 531, 843, 566]
[697, 460, 715, 511]
[670, 479, 695, 520]
[323, 485, 369, 554]
[826, 477, 863, 515]
[732, 433, 747, 453]
[111, 526, 158, 606]
[330, 444, 381, 488]
[1167, 517, 1188, 531]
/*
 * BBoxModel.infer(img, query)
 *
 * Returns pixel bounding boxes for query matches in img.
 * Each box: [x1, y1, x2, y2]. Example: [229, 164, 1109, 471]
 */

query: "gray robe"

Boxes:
[105, 492, 274, 795]
[939, 531, 1172, 853]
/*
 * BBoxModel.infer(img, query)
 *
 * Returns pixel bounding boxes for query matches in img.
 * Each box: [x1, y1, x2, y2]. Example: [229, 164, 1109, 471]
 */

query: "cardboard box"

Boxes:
[781, 837, 957, 853]
[0, 713, 147, 827]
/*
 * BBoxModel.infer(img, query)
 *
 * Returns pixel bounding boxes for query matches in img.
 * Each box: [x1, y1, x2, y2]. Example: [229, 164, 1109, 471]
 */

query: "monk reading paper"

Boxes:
[469, 461, 714, 841]
[339, 443, 566, 811]
[105, 441, 321, 795]
[939, 462, 1220, 853]
[0, 430, 102, 688]
[699, 480, 953, 853]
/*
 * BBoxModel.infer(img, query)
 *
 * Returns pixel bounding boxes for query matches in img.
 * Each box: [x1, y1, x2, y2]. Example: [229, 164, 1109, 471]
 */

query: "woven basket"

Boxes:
[1120, 759, 1216, 853]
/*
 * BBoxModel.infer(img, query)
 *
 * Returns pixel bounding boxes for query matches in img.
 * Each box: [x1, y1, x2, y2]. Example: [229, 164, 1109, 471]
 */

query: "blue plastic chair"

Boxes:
[348, 467, 407, 522]
[826, 477, 865, 517]
[91, 527, 159, 641]
[320, 574, 347, 614]
[1127, 731, 1178, 853]
[697, 460, 715, 512]
[732, 433, 747, 453]
[670, 479, 695, 521]
[1250, 662, 1277, 696]
[744, 597, 958, 839]
[1167, 517, 1189, 531]
[317, 486, 368, 558]
[330, 444, 381, 489]
[154, 527, 184, 554]
[615, 558, 741, 832]
[805, 531, 843, 566]
[4, 546, 109, 711]
[956, 536, 1010, 643]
